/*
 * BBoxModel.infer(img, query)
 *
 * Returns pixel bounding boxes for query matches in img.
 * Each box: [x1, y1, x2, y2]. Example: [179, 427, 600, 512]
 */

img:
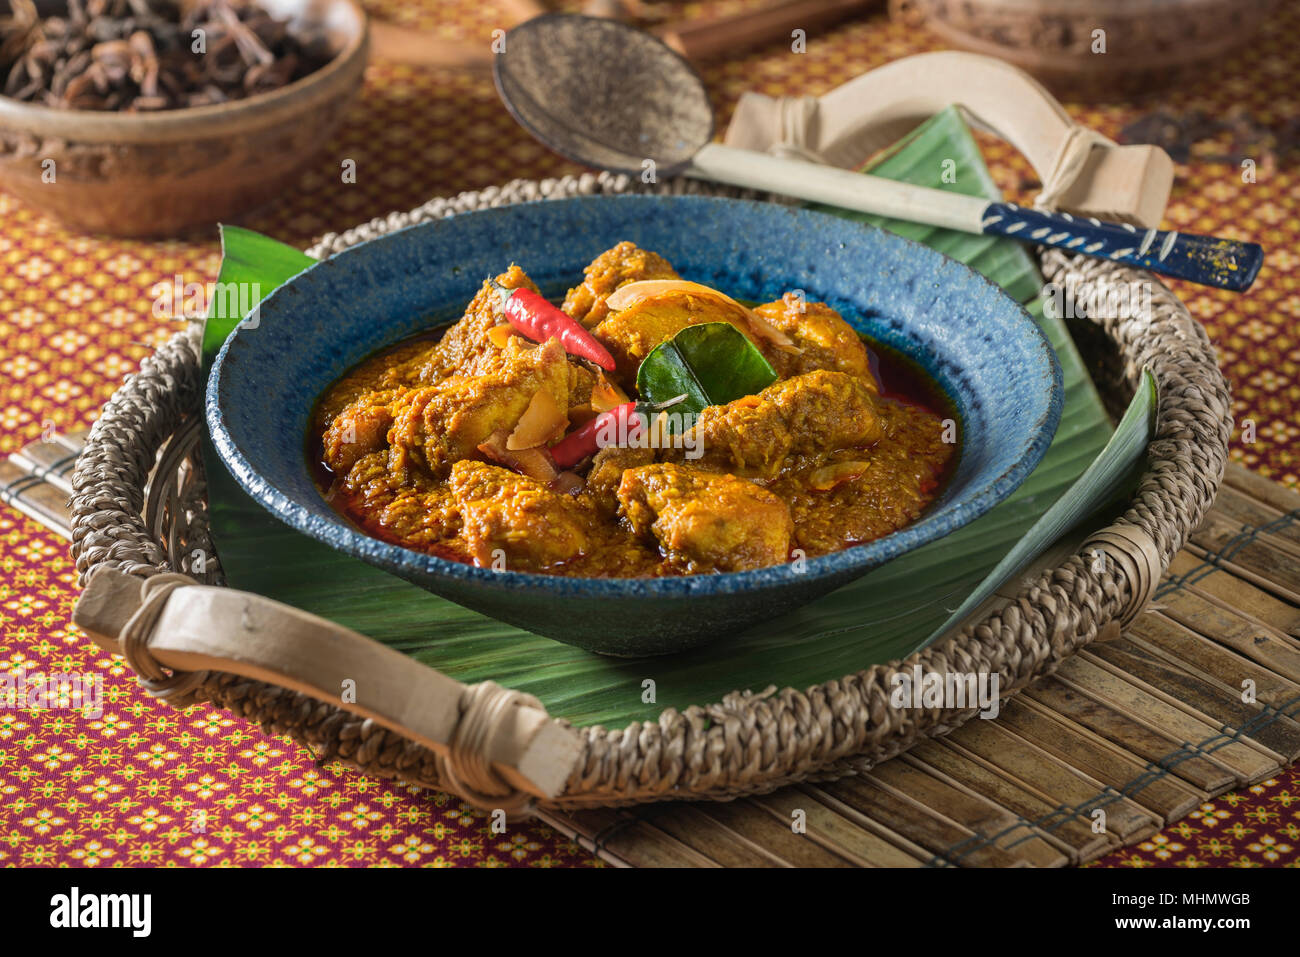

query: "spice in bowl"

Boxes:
[0, 0, 335, 111]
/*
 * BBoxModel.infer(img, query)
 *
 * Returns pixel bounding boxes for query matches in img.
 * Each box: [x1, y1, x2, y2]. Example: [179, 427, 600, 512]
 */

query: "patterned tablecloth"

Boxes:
[1, 1, 1297, 868]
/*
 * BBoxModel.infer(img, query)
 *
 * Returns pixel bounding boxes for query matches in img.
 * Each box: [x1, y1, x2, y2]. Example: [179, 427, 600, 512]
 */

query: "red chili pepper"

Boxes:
[550, 401, 640, 468]
[489, 279, 616, 372]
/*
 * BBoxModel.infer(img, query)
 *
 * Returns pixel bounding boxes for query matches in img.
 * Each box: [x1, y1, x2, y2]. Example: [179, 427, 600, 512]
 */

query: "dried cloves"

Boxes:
[0, 0, 333, 112]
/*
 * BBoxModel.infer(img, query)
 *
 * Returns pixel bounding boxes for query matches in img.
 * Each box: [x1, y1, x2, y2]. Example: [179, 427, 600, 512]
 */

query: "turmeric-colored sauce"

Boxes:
[312, 242, 957, 577]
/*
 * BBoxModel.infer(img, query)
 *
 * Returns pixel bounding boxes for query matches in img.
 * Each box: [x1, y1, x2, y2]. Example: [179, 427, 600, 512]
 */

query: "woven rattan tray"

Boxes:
[67, 170, 1230, 814]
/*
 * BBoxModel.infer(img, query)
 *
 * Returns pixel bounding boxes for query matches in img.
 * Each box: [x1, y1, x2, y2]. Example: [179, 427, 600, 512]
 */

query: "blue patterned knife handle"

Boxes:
[980, 202, 1263, 292]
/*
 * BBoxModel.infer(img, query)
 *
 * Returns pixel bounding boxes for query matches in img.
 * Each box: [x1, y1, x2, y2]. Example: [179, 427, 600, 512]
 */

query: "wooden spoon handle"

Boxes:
[368, 21, 494, 70]
[689, 142, 988, 231]
[657, 0, 880, 61]
[367, 0, 545, 70]
[499, 0, 549, 23]
[689, 144, 1263, 291]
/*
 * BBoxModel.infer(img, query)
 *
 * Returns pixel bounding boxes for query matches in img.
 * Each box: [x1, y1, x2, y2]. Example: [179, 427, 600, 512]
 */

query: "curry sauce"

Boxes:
[312, 242, 957, 578]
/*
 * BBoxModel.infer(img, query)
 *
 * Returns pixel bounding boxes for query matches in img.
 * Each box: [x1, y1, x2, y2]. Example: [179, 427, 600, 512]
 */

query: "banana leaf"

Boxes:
[203, 106, 1135, 729]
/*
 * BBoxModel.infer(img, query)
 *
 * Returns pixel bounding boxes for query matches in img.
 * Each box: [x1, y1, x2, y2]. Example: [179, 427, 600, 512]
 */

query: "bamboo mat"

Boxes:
[9, 431, 1299, 868]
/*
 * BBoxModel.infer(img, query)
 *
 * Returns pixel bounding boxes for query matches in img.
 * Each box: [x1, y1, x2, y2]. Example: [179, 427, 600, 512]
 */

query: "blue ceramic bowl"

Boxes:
[207, 195, 1062, 656]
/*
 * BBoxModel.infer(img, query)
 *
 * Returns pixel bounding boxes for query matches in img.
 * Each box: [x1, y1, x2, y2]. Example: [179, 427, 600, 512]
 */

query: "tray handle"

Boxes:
[73, 567, 582, 811]
[723, 50, 1174, 228]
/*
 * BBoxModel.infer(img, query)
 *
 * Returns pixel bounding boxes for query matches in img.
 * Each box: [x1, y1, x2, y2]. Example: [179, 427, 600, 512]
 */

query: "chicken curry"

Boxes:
[312, 242, 956, 577]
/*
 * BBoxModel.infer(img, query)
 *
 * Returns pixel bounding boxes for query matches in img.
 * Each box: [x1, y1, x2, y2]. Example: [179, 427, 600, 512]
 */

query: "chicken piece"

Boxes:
[322, 387, 402, 475]
[415, 264, 539, 384]
[312, 337, 438, 435]
[564, 362, 598, 411]
[563, 241, 680, 328]
[617, 463, 793, 572]
[768, 371, 882, 453]
[449, 461, 589, 570]
[593, 290, 761, 385]
[753, 293, 875, 383]
[772, 402, 954, 556]
[388, 338, 571, 478]
[678, 370, 883, 480]
[344, 457, 463, 548]
[585, 445, 656, 516]
[462, 333, 597, 413]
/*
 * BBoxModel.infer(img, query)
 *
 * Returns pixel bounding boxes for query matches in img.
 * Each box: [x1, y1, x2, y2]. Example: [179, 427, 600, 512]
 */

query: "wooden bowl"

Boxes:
[891, 0, 1281, 98]
[0, 0, 367, 237]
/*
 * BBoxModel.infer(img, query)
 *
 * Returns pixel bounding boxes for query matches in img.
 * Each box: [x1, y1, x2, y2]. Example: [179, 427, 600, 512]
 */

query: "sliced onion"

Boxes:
[809, 460, 872, 491]
[606, 279, 730, 311]
[507, 389, 568, 451]
[604, 279, 800, 353]
[478, 429, 558, 483]
[742, 307, 802, 354]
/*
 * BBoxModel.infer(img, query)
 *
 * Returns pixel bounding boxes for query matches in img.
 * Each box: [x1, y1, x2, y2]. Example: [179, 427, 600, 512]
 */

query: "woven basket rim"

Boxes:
[69, 172, 1231, 811]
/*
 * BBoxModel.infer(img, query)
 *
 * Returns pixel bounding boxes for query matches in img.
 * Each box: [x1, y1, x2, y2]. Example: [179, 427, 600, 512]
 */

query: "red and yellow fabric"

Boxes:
[1, 1, 1296, 867]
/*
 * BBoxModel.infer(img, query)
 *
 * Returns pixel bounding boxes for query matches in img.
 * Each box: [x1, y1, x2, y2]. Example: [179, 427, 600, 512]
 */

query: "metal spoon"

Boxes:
[493, 14, 1262, 292]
